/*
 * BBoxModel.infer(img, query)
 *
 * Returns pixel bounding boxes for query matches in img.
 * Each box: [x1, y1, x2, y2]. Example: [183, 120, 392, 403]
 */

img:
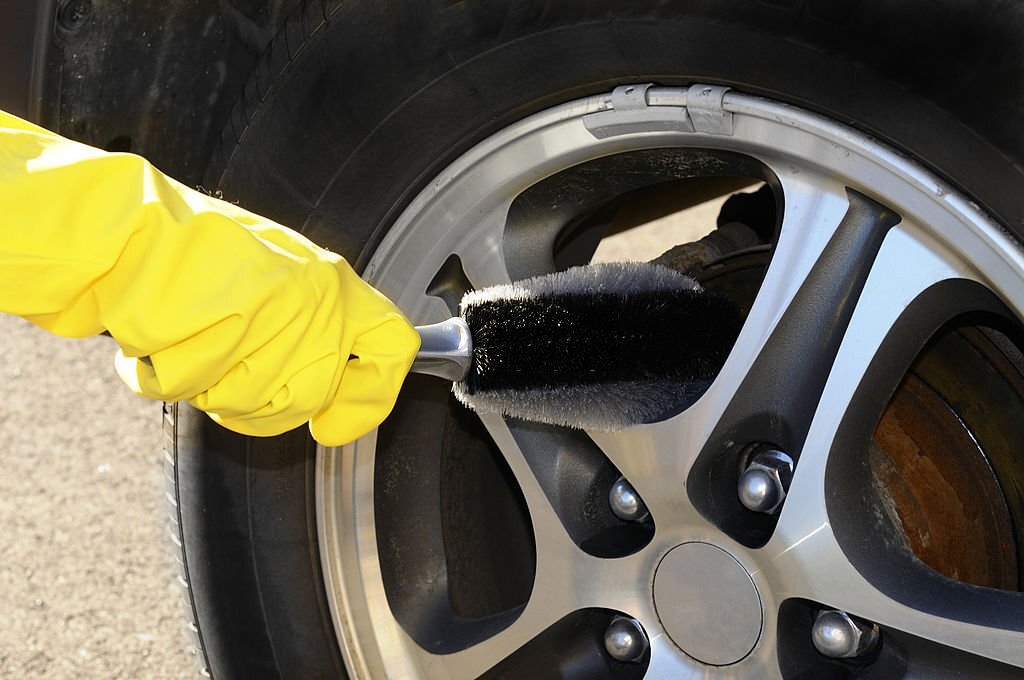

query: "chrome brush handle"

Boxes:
[410, 317, 472, 382]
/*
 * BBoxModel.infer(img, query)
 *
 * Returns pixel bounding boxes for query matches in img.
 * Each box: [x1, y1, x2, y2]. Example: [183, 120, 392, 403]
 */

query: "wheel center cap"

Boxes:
[653, 542, 763, 665]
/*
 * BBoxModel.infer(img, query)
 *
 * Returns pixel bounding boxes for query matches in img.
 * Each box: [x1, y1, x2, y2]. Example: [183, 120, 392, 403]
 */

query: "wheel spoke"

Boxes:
[584, 173, 869, 511]
[705, 175, 900, 459]
[587, 428, 711, 528]
[417, 544, 686, 678]
[413, 540, 614, 679]
[417, 592, 579, 679]
[583, 170, 910, 538]
[372, 198, 516, 323]
[768, 516, 1024, 667]
[716, 171, 868, 387]
[411, 415, 683, 678]
[397, 415, 594, 680]
[475, 414, 581, 554]
[457, 216, 515, 291]
[772, 222, 975, 539]
[760, 225, 1024, 667]
[683, 170, 904, 538]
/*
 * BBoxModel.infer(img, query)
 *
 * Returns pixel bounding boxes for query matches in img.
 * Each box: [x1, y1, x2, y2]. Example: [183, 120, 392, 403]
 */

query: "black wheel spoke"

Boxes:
[687, 185, 900, 545]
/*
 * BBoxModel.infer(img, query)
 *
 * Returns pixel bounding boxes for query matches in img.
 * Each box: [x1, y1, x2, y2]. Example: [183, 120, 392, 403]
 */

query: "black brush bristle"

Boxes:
[452, 262, 743, 429]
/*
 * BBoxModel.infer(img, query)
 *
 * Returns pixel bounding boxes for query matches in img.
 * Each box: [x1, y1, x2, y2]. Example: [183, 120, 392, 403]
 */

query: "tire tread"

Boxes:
[205, 0, 340, 188]
[164, 401, 213, 678]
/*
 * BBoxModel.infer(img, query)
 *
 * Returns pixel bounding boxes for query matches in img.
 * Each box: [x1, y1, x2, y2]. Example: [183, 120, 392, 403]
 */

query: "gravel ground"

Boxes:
[0, 315, 195, 679]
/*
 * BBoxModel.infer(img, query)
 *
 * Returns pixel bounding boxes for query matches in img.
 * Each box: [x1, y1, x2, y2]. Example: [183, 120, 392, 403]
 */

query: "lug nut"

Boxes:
[737, 448, 793, 514]
[811, 609, 880, 659]
[604, 616, 648, 662]
[58, 0, 92, 32]
[609, 476, 649, 522]
[738, 468, 780, 513]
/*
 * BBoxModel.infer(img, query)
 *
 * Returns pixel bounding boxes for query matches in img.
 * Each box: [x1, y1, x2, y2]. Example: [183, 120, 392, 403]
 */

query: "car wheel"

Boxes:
[167, 0, 1024, 677]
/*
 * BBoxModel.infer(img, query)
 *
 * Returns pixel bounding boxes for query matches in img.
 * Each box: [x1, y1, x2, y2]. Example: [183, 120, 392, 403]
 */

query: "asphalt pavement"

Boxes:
[0, 314, 195, 678]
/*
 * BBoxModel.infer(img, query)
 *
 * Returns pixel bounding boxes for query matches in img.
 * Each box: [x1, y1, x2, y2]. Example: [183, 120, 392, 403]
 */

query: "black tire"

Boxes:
[168, 1, 1024, 677]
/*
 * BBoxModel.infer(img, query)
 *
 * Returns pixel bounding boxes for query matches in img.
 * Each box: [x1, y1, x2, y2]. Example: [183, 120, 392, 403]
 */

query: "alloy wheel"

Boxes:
[317, 85, 1024, 678]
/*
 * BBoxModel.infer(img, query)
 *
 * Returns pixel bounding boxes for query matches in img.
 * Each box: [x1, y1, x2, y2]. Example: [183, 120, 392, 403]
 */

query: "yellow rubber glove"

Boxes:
[0, 110, 419, 446]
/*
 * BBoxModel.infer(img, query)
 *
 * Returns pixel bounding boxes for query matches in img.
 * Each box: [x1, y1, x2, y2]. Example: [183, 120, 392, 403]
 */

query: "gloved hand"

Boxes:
[0, 110, 420, 446]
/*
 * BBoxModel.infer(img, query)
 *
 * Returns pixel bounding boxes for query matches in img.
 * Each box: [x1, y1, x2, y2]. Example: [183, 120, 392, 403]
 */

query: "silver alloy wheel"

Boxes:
[316, 85, 1024, 678]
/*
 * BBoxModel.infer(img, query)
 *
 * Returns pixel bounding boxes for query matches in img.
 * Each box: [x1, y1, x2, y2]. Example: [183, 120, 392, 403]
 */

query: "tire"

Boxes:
[168, 1, 1024, 678]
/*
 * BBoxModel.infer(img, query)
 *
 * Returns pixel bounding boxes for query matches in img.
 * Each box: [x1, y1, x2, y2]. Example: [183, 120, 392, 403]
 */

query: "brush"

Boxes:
[409, 261, 743, 430]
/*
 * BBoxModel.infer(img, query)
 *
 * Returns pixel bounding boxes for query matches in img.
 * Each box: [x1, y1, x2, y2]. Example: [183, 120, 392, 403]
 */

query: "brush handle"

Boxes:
[410, 317, 473, 382]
